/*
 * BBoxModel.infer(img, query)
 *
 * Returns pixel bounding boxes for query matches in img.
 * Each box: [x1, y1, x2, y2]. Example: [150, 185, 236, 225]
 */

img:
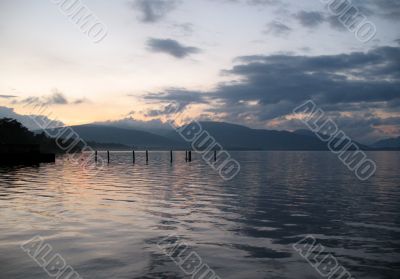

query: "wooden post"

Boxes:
[95, 150, 98, 162]
[146, 150, 149, 164]
[170, 150, 173, 163]
[188, 150, 192, 162]
[214, 150, 217, 162]
[107, 151, 110, 164]
[133, 150, 135, 164]
[185, 150, 188, 162]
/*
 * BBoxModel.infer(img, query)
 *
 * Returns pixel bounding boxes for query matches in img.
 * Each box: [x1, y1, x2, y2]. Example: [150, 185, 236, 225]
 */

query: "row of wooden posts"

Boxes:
[94, 150, 218, 164]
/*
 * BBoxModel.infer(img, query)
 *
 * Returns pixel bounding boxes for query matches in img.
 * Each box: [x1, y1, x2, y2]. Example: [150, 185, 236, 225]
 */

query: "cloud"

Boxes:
[0, 95, 17, 99]
[326, 15, 347, 31]
[0, 106, 64, 130]
[264, 21, 291, 36]
[132, 0, 180, 23]
[143, 88, 209, 117]
[96, 116, 173, 130]
[46, 91, 68, 105]
[142, 46, 400, 142]
[295, 11, 325, 28]
[171, 22, 195, 37]
[269, 111, 400, 144]
[214, 0, 283, 7]
[375, 0, 400, 19]
[145, 103, 186, 117]
[144, 88, 208, 106]
[12, 90, 89, 106]
[246, 0, 282, 6]
[146, 38, 201, 58]
[296, 1, 400, 33]
[322, 0, 400, 22]
[354, 0, 400, 20]
[72, 98, 90, 105]
[217, 46, 400, 106]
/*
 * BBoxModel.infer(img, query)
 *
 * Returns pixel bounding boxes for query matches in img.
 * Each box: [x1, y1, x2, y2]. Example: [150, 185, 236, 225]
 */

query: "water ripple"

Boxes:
[0, 151, 399, 278]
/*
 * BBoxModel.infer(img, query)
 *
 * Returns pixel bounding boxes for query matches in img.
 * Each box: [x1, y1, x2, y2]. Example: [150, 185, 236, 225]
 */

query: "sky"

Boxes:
[0, 0, 399, 143]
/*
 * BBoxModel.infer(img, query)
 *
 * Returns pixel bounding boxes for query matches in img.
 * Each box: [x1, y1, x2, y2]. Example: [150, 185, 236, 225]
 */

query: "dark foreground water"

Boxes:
[0, 151, 399, 279]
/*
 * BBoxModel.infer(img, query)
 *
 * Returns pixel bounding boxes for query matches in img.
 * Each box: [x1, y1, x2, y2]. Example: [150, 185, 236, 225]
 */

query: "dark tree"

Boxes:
[0, 118, 82, 153]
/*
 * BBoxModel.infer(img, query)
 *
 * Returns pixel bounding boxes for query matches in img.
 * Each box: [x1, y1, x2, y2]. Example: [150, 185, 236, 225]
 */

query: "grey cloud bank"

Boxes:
[146, 38, 201, 58]
[132, 0, 180, 23]
[295, 11, 325, 28]
[143, 46, 400, 143]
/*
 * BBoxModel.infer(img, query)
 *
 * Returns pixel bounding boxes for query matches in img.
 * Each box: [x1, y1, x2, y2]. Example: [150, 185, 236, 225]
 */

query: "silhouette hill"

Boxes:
[0, 118, 81, 153]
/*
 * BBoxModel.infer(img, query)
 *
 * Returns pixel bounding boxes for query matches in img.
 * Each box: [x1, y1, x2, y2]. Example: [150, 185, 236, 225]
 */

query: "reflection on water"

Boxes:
[0, 151, 399, 279]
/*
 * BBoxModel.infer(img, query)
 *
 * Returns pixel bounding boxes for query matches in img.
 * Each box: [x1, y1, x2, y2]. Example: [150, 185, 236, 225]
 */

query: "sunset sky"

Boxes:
[0, 0, 399, 143]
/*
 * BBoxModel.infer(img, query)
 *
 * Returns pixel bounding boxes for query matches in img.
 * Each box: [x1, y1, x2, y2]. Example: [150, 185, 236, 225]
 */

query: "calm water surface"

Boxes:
[0, 151, 399, 279]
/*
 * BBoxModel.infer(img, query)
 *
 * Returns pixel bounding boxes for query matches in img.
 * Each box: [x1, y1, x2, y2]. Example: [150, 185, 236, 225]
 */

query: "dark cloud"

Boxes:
[217, 46, 399, 106]
[143, 88, 208, 117]
[326, 15, 347, 31]
[354, 0, 400, 20]
[144, 88, 208, 105]
[146, 38, 201, 58]
[295, 11, 325, 28]
[264, 21, 291, 36]
[300, 1, 400, 33]
[376, 0, 400, 19]
[142, 46, 400, 142]
[322, 0, 400, 22]
[334, 114, 400, 144]
[46, 91, 68, 105]
[145, 104, 183, 117]
[395, 38, 400, 45]
[132, 0, 180, 23]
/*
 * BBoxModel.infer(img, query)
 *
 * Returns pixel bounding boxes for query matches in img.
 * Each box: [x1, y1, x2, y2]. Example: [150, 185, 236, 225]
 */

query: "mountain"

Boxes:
[94, 117, 174, 137]
[372, 137, 400, 149]
[166, 122, 332, 150]
[86, 141, 131, 151]
[45, 121, 383, 151]
[293, 129, 316, 138]
[48, 124, 184, 149]
[293, 129, 371, 150]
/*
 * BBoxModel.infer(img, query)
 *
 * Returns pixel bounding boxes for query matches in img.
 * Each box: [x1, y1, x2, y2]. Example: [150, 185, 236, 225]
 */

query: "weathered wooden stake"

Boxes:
[133, 150, 135, 164]
[95, 150, 98, 162]
[185, 150, 188, 162]
[170, 150, 173, 163]
[107, 151, 110, 164]
[188, 150, 192, 162]
[146, 150, 149, 164]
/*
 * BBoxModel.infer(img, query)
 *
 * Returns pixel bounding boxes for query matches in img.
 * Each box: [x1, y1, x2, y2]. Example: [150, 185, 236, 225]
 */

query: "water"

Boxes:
[0, 151, 399, 279]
